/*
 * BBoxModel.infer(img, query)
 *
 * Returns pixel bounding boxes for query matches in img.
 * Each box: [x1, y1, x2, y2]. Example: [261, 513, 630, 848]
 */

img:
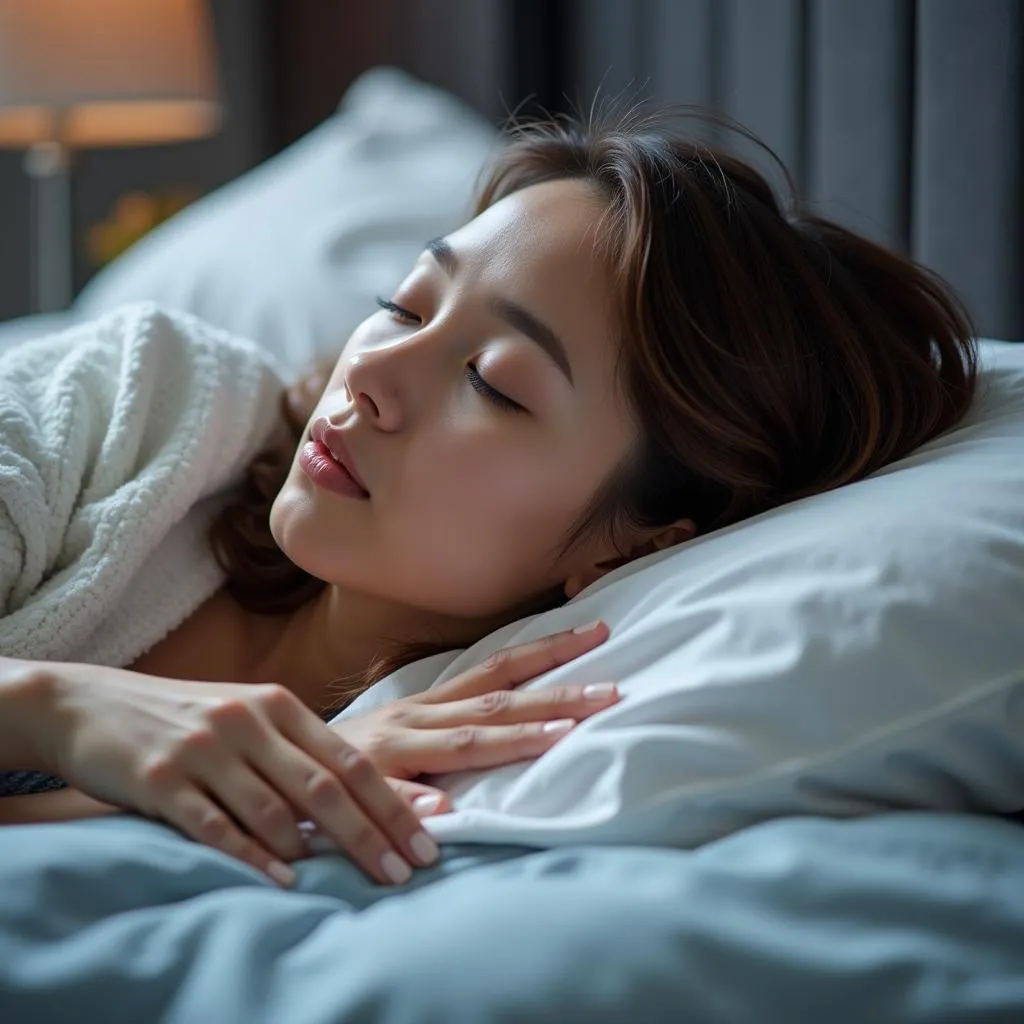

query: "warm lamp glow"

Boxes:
[0, 0, 221, 147]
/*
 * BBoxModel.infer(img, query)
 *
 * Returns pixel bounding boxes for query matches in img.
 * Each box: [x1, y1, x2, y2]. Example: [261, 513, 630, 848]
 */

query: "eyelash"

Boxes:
[374, 296, 527, 414]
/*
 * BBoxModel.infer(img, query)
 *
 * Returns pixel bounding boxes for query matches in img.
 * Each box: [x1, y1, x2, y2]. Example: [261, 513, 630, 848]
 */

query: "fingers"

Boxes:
[163, 685, 440, 887]
[254, 691, 441, 885]
[380, 717, 581, 776]
[160, 784, 297, 888]
[387, 778, 452, 817]
[415, 681, 620, 730]
[192, 759, 306, 864]
[257, 742, 429, 886]
[423, 619, 610, 703]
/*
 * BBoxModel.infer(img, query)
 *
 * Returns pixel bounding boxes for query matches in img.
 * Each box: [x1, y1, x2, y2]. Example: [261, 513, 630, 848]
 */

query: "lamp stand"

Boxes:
[24, 139, 73, 314]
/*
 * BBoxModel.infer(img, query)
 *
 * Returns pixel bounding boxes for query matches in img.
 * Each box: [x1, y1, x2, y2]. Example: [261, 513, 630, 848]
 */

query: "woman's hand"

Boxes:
[332, 620, 618, 781]
[27, 662, 450, 888]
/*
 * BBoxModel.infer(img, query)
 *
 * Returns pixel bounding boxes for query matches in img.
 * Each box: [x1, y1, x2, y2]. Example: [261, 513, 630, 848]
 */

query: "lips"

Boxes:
[309, 417, 370, 495]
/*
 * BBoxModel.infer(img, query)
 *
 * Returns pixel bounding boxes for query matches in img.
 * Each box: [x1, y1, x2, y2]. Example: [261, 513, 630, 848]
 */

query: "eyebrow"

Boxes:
[425, 236, 574, 387]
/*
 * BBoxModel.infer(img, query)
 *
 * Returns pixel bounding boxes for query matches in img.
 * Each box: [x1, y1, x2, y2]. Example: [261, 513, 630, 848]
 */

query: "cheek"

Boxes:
[407, 441, 568, 540]
[383, 438, 581, 602]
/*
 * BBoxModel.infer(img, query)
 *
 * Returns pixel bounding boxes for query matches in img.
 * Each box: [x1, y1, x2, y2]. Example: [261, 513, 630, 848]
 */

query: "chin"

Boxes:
[267, 494, 289, 553]
[267, 487, 365, 585]
[266, 491, 299, 565]
[268, 486, 322, 571]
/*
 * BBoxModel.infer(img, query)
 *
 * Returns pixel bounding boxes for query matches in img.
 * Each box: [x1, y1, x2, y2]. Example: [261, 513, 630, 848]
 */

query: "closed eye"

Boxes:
[376, 296, 419, 323]
[465, 363, 527, 414]
[375, 296, 527, 415]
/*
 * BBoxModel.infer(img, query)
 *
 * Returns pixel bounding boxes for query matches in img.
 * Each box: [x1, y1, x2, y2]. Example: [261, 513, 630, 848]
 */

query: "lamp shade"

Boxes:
[0, 0, 221, 147]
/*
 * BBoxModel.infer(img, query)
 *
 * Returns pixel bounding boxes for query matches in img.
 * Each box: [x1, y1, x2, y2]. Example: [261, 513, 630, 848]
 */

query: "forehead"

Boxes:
[450, 178, 610, 285]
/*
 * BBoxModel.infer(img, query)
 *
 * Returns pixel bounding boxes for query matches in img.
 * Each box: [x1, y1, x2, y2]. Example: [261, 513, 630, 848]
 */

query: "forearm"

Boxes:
[0, 786, 119, 825]
[0, 658, 111, 824]
[0, 656, 57, 771]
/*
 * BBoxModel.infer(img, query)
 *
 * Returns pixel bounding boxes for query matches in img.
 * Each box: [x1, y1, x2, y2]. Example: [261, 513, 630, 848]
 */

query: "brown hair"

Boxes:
[210, 102, 978, 713]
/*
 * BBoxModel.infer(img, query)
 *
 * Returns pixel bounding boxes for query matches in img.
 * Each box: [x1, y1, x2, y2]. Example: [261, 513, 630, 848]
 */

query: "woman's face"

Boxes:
[271, 178, 638, 620]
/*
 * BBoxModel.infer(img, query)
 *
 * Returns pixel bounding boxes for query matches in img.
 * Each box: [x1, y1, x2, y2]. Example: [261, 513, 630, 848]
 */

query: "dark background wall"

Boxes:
[0, 0, 1020, 337]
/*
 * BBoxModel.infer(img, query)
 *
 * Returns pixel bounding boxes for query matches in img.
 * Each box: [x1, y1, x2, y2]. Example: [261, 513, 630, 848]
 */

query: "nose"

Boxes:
[343, 348, 398, 429]
[343, 331, 436, 432]
[344, 314, 461, 431]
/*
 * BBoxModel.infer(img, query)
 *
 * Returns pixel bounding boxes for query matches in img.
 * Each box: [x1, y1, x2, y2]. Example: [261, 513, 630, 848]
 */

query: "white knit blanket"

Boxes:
[0, 303, 285, 667]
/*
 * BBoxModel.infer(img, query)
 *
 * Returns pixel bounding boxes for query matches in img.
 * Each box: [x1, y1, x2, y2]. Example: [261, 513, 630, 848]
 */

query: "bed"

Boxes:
[1, 811, 1023, 1023]
[1, 68, 1022, 1023]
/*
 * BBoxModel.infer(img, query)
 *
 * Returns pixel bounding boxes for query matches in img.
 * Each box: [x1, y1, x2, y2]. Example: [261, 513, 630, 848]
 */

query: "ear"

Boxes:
[562, 519, 696, 600]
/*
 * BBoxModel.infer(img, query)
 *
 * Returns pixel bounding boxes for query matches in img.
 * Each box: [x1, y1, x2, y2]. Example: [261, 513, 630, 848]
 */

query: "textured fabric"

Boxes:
[0, 302, 283, 666]
[1, 812, 1023, 1022]
[0, 303, 283, 799]
[0, 771, 67, 797]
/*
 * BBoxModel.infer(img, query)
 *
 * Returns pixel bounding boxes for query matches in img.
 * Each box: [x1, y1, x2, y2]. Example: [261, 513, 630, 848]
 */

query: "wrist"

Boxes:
[0, 658, 61, 772]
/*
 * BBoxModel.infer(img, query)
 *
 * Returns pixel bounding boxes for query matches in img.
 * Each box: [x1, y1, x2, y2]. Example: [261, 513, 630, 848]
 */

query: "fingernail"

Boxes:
[543, 718, 576, 735]
[381, 850, 413, 885]
[267, 860, 295, 888]
[410, 831, 439, 865]
[413, 793, 442, 816]
[583, 682, 617, 700]
[572, 620, 603, 635]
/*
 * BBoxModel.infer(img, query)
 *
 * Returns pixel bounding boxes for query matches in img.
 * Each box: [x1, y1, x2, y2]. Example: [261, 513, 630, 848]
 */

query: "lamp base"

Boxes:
[25, 141, 73, 314]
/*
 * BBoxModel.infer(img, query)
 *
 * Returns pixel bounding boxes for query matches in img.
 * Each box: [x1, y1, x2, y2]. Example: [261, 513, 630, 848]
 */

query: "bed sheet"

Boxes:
[1, 810, 1022, 1023]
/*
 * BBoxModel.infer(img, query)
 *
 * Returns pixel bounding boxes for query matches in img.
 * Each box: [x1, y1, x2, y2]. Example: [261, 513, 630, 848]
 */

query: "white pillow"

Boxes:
[73, 68, 498, 382]
[329, 339, 1024, 851]
[0, 313, 75, 356]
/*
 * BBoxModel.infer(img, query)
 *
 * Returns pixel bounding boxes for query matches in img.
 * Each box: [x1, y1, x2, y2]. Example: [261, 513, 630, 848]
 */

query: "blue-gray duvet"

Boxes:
[1, 810, 1023, 1023]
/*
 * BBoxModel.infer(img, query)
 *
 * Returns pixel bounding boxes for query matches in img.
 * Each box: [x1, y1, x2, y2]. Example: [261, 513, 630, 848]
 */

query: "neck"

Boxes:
[236, 585, 538, 715]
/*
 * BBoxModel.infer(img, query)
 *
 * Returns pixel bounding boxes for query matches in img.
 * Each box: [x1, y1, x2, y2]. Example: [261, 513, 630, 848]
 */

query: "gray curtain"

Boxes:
[565, 0, 1023, 340]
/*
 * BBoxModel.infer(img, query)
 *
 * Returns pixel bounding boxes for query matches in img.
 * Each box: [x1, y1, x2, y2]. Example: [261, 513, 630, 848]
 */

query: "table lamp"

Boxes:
[0, 0, 222, 313]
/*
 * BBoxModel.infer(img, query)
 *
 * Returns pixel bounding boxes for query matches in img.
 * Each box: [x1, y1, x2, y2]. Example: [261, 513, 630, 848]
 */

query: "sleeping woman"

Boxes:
[0, 104, 977, 889]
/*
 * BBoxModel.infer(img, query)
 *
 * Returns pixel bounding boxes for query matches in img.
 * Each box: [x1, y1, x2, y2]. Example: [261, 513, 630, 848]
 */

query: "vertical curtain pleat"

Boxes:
[645, 0, 715, 126]
[714, 0, 806, 196]
[913, 0, 1022, 338]
[806, 0, 913, 251]
[398, 0, 510, 123]
[565, 0, 640, 113]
